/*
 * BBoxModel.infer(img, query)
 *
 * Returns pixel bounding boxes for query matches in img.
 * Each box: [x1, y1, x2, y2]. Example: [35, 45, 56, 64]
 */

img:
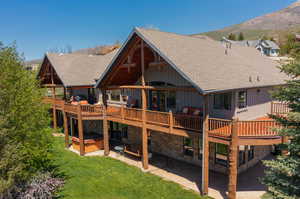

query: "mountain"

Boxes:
[198, 0, 300, 40]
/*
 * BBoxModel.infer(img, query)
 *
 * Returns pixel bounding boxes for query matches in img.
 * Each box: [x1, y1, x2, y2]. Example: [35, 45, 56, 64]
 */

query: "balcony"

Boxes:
[43, 97, 289, 140]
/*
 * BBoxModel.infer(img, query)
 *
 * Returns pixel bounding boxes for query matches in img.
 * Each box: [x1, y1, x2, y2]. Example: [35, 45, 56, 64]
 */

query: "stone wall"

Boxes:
[125, 126, 272, 174]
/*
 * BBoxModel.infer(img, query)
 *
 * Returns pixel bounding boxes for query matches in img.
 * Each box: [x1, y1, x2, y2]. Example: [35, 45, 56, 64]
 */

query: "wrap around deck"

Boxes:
[44, 97, 288, 140]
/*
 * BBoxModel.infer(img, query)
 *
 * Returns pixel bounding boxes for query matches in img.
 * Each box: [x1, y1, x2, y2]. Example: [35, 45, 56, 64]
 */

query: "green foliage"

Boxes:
[279, 34, 300, 56]
[0, 42, 53, 195]
[238, 32, 244, 41]
[228, 33, 236, 41]
[262, 51, 300, 198]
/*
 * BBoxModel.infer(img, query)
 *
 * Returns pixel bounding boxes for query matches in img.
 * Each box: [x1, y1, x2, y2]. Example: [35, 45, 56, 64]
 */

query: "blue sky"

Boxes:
[0, 0, 296, 60]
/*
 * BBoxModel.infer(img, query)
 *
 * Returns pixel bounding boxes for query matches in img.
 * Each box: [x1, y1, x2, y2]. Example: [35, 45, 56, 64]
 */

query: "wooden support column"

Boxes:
[228, 118, 239, 199]
[202, 95, 209, 195]
[141, 40, 148, 170]
[102, 89, 109, 156]
[281, 136, 289, 156]
[77, 104, 85, 156]
[63, 104, 69, 148]
[52, 87, 57, 130]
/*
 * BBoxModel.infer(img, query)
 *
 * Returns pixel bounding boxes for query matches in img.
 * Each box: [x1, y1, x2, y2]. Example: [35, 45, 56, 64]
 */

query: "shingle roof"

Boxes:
[46, 50, 117, 87]
[114, 28, 287, 93]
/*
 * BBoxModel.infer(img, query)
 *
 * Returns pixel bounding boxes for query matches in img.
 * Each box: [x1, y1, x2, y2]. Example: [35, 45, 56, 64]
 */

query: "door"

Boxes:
[149, 90, 166, 112]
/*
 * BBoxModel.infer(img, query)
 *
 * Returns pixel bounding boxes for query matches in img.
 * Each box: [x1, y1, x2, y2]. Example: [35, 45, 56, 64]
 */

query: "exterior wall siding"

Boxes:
[234, 87, 272, 120]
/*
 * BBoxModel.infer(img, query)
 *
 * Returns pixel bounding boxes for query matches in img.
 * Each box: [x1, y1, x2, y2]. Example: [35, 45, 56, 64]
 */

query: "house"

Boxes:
[39, 28, 290, 199]
[221, 37, 280, 57]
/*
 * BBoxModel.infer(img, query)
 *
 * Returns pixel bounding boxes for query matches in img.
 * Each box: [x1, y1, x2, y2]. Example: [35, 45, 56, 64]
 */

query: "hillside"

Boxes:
[198, 0, 300, 40]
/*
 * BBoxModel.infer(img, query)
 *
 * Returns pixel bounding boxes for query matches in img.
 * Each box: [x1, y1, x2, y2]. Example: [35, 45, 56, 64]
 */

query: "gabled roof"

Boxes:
[39, 50, 117, 87]
[96, 28, 288, 94]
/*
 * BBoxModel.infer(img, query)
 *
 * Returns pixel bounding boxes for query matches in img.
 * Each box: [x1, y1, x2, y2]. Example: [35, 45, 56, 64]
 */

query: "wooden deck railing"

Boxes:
[173, 114, 202, 131]
[208, 118, 280, 137]
[271, 101, 290, 115]
[237, 120, 279, 136]
[208, 118, 232, 137]
[146, 110, 170, 126]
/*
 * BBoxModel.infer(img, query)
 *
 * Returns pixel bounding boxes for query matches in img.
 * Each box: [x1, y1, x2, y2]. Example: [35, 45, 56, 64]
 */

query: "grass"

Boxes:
[52, 137, 209, 199]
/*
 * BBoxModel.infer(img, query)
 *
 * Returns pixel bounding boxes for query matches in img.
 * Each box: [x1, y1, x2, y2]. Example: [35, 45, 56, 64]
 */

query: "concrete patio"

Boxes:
[69, 146, 270, 199]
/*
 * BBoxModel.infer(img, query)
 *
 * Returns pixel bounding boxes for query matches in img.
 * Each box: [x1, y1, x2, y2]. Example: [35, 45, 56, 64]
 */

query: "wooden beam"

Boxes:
[141, 40, 149, 170]
[52, 87, 57, 130]
[106, 85, 198, 92]
[63, 108, 69, 148]
[202, 95, 209, 195]
[102, 89, 110, 156]
[148, 61, 168, 68]
[77, 105, 85, 156]
[228, 118, 239, 199]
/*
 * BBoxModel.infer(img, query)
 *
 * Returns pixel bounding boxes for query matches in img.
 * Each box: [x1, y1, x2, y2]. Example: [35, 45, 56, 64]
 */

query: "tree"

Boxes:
[0, 42, 53, 197]
[238, 32, 244, 41]
[228, 33, 236, 41]
[262, 48, 300, 198]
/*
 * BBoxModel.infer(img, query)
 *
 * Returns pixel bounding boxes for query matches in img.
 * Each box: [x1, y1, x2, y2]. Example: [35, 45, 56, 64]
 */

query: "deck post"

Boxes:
[63, 104, 69, 148]
[141, 40, 148, 170]
[169, 110, 174, 133]
[102, 89, 110, 156]
[77, 104, 85, 156]
[202, 95, 209, 195]
[281, 136, 289, 156]
[228, 118, 239, 199]
[52, 87, 57, 130]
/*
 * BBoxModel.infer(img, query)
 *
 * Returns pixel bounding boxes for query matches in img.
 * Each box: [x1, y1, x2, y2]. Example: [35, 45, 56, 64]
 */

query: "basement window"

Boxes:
[183, 137, 194, 157]
[248, 146, 255, 161]
[238, 91, 247, 109]
[215, 143, 228, 166]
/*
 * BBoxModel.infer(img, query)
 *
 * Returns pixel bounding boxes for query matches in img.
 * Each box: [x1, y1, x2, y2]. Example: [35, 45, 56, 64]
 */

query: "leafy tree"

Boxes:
[262, 48, 300, 198]
[228, 33, 236, 41]
[279, 34, 297, 55]
[0, 42, 53, 197]
[238, 32, 244, 41]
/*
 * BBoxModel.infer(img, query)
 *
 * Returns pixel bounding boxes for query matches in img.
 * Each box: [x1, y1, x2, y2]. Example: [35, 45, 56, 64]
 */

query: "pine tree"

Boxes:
[262, 48, 300, 198]
[0, 42, 53, 196]
[228, 33, 237, 41]
[238, 32, 244, 41]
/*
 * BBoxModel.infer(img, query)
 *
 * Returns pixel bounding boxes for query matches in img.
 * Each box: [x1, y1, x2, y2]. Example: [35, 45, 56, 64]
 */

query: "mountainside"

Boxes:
[199, 0, 300, 40]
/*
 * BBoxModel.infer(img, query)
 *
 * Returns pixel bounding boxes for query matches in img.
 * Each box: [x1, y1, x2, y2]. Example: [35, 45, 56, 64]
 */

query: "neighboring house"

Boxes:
[24, 59, 42, 71]
[295, 34, 300, 42]
[221, 37, 280, 57]
[39, 28, 290, 199]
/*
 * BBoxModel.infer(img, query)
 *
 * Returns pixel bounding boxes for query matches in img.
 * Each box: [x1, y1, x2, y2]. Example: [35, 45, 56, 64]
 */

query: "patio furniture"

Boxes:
[124, 144, 142, 158]
[114, 145, 124, 154]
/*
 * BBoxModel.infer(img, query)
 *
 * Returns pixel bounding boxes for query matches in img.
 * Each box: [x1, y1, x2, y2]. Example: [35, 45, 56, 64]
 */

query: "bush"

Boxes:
[0, 42, 54, 197]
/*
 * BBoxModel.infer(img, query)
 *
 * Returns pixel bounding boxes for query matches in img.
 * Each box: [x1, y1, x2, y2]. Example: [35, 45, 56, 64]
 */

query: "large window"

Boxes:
[215, 143, 228, 166]
[110, 89, 121, 101]
[238, 91, 247, 108]
[183, 137, 194, 157]
[213, 93, 232, 110]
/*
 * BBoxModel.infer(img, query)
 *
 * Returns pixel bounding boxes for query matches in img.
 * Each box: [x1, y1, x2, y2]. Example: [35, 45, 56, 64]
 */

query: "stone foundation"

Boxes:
[125, 126, 272, 174]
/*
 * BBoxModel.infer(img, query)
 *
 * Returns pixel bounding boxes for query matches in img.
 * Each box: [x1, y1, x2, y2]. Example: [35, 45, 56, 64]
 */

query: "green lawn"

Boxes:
[53, 137, 209, 199]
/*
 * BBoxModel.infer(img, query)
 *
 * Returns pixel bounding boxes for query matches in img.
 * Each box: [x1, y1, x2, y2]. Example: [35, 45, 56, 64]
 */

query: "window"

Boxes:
[215, 143, 228, 166]
[109, 122, 128, 141]
[111, 89, 121, 101]
[213, 93, 232, 110]
[238, 91, 247, 108]
[166, 91, 176, 109]
[248, 146, 255, 161]
[183, 138, 194, 157]
[239, 146, 246, 166]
